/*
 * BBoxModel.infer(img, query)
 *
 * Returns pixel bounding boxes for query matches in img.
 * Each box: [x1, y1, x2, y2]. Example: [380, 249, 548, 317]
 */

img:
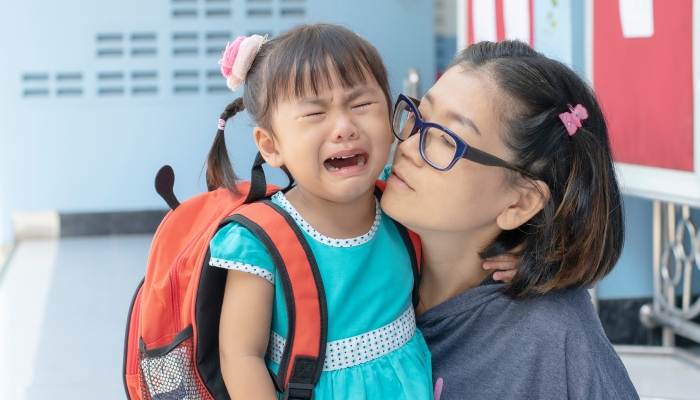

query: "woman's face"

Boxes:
[382, 66, 515, 236]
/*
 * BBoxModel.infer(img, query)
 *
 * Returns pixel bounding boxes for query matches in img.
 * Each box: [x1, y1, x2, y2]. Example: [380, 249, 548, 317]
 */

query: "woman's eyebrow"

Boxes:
[424, 92, 482, 136]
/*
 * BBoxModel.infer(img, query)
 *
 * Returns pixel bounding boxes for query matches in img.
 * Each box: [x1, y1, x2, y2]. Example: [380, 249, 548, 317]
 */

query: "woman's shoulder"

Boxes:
[422, 287, 637, 399]
[518, 288, 594, 315]
[507, 289, 637, 397]
[513, 288, 598, 333]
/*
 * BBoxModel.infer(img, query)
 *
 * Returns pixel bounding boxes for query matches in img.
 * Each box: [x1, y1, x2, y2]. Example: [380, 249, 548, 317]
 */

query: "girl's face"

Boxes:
[260, 69, 393, 203]
[381, 67, 516, 236]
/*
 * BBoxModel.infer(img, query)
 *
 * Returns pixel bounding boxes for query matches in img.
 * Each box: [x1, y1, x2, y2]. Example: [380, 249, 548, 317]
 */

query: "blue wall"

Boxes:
[0, 0, 435, 244]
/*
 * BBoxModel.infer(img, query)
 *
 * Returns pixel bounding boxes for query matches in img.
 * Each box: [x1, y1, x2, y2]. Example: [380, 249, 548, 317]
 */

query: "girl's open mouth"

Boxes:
[323, 153, 368, 172]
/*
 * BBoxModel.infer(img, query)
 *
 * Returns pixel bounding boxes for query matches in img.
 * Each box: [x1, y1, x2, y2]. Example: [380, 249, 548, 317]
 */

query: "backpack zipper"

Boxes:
[168, 219, 216, 331]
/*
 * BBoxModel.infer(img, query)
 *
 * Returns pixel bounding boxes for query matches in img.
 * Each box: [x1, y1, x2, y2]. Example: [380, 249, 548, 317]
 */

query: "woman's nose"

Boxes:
[398, 131, 425, 166]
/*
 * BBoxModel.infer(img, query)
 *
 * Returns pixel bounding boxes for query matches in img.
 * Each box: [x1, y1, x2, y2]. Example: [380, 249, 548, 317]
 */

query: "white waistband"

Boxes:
[266, 306, 416, 371]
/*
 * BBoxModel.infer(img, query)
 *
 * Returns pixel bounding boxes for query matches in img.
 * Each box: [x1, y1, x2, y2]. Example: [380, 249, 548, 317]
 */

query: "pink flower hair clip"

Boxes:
[558, 104, 588, 136]
[218, 34, 268, 91]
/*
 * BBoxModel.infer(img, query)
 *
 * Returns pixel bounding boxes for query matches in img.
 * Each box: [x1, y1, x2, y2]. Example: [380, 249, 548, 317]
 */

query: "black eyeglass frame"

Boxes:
[393, 94, 536, 178]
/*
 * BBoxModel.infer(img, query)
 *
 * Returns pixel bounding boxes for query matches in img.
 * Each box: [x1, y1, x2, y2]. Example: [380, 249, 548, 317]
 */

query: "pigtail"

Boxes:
[206, 97, 245, 195]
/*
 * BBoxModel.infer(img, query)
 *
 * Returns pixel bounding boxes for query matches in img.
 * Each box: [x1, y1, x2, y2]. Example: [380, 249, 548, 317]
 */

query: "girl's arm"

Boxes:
[219, 269, 278, 400]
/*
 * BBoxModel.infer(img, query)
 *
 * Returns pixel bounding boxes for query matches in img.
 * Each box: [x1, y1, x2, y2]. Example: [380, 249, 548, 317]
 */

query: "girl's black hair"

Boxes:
[206, 23, 392, 195]
[451, 40, 624, 297]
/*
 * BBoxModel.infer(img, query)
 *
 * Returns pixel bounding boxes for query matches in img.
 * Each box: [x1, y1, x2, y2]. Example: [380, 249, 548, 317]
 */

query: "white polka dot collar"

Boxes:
[272, 191, 381, 247]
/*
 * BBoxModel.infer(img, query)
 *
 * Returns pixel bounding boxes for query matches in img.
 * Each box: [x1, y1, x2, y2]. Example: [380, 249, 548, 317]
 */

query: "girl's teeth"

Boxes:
[357, 155, 366, 166]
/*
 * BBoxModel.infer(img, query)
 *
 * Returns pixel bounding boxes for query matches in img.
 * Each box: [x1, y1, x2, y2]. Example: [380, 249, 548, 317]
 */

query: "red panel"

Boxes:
[594, 1, 693, 171]
[466, 0, 534, 46]
[529, 0, 534, 46]
[496, 0, 506, 41]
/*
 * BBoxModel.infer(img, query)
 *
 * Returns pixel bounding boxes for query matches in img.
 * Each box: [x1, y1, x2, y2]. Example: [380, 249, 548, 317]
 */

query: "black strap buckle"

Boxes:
[281, 382, 315, 400]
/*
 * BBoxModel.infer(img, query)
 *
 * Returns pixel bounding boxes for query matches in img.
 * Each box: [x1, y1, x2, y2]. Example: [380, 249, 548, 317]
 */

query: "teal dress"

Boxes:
[210, 191, 432, 399]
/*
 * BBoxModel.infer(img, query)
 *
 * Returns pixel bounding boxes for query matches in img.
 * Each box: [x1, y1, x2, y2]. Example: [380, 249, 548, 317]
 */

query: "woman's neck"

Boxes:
[284, 185, 376, 239]
[416, 229, 497, 315]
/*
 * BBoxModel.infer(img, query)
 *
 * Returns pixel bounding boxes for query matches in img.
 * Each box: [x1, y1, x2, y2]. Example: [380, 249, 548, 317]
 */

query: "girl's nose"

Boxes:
[398, 131, 425, 166]
[331, 115, 359, 142]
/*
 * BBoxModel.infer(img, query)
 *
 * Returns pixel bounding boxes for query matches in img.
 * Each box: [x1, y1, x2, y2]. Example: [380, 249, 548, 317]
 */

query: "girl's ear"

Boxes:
[254, 126, 284, 167]
[496, 180, 550, 231]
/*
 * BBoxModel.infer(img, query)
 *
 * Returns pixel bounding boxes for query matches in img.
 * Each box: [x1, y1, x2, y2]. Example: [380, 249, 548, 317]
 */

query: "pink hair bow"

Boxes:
[558, 104, 588, 136]
[218, 34, 268, 91]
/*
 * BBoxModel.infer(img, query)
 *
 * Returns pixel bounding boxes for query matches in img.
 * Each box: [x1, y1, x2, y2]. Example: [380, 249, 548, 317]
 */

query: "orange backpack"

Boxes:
[123, 157, 421, 400]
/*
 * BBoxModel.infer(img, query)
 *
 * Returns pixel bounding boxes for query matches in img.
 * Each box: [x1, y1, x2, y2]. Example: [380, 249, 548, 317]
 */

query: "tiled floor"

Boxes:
[0, 236, 150, 400]
[619, 352, 700, 400]
[1, 236, 699, 399]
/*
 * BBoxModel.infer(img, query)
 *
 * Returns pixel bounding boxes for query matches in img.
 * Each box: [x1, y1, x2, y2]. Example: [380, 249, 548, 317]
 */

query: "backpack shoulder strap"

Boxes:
[225, 200, 327, 400]
[374, 180, 422, 308]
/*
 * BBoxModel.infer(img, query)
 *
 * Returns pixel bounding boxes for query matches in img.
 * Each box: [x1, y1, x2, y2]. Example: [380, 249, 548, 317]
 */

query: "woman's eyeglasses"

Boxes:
[392, 94, 536, 178]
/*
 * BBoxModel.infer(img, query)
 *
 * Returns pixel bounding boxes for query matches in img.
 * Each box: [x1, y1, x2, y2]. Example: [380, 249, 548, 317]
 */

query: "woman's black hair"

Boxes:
[450, 40, 624, 297]
[205, 23, 392, 195]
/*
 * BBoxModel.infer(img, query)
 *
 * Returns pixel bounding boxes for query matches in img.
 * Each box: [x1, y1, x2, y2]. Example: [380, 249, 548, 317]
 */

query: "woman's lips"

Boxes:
[388, 170, 414, 191]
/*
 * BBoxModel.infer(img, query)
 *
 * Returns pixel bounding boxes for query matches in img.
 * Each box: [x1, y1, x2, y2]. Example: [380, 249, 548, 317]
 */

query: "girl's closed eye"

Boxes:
[352, 102, 373, 111]
[298, 111, 326, 120]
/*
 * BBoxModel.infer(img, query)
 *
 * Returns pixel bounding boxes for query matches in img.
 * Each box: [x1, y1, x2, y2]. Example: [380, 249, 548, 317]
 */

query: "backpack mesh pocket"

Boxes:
[138, 327, 213, 400]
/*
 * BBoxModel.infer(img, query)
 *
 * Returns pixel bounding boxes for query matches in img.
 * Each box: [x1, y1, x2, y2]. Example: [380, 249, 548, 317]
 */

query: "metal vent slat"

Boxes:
[206, 32, 231, 40]
[57, 73, 83, 81]
[98, 87, 125, 96]
[23, 89, 50, 97]
[23, 73, 49, 81]
[98, 72, 124, 81]
[96, 33, 123, 42]
[174, 70, 199, 79]
[173, 47, 199, 56]
[174, 85, 199, 94]
[173, 9, 198, 18]
[248, 9, 272, 17]
[57, 88, 83, 96]
[173, 32, 198, 41]
[131, 33, 157, 41]
[132, 86, 158, 95]
[206, 9, 231, 17]
[97, 49, 123, 57]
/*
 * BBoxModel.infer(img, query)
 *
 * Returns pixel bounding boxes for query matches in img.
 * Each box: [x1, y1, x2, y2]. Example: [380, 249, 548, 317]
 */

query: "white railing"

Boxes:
[639, 201, 700, 348]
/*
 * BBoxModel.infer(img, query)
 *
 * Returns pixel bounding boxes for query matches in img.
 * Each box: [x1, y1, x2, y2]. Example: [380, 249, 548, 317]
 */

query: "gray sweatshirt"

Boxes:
[416, 279, 639, 400]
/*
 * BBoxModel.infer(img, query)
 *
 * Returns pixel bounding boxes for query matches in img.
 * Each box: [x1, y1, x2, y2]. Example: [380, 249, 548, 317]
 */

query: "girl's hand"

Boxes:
[483, 246, 522, 283]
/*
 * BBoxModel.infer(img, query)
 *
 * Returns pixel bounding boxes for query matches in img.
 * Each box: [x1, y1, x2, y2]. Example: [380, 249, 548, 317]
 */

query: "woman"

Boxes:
[382, 41, 638, 399]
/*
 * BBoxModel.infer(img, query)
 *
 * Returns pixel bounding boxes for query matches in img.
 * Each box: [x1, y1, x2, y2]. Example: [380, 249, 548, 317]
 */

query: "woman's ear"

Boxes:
[254, 126, 284, 168]
[496, 180, 550, 230]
